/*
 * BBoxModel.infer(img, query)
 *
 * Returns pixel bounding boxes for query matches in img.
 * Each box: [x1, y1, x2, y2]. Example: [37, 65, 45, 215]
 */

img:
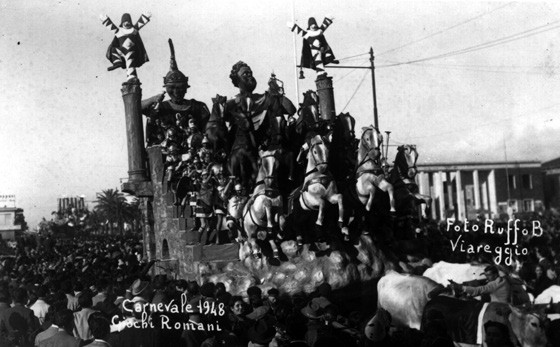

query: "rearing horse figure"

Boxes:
[242, 149, 284, 260]
[356, 126, 396, 213]
[389, 145, 432, 220]
[289, 134, 348, 245]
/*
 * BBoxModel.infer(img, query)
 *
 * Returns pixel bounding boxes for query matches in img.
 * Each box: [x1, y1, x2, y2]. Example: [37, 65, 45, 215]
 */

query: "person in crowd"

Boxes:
[30, 286, 50, 326]
[529, 264, 553, 297]
[38, 309, 81, 347]
[73, 292, 96, 340]
[82, 312, 111, 346]
[450, 265, 511, 303]
[0, 287, 39, 346]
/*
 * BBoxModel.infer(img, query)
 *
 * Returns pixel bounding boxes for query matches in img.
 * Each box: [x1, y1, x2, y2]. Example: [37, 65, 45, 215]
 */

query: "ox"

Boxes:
[535, 285, 560, 305]
[375, 271, 548, 347]
[423, 261, 487, 286]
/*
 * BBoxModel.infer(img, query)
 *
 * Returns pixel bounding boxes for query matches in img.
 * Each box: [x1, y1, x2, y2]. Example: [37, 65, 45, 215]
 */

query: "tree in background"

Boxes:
[94, 189, 141, 235]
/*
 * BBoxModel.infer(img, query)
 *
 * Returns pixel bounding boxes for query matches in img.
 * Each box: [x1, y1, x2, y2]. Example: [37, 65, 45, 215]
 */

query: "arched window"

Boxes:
[162, 239, 169, 259]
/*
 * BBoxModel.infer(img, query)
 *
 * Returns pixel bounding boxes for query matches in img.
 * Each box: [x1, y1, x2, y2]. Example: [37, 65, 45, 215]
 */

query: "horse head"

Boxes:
[359, 126, 383, 161]
[306, 134, 329, 174]
[298, 90, 321, 127]
[337, 112, 356, 140]
[210, 94, 227, 120]
[257, 149, 280, 189]
[394, 145, 418, 180]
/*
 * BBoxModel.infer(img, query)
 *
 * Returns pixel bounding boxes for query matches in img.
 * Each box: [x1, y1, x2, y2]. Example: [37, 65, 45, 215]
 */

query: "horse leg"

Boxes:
[316, 198, 326, 227]
[243, 215, 261, 258]
[286, 151, 295, 181]
[414, 193, 432, 219]
[329, 193, 349, 240]
[378, 180, 396, 213]
[268, 238, 279, 259]
[366, 190, 375, 212]
[263, 199, 274, 232]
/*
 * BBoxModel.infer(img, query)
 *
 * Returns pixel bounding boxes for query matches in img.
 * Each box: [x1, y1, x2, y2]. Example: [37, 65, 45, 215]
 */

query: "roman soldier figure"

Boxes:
[142, 39, 210, 147]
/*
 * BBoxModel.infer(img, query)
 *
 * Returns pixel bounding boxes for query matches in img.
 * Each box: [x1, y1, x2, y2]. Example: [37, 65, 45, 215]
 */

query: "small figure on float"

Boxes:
[100, 12, 151, 81]
[288, 17, 339, 77]
[142, 39, 210, 147]
[222, 179, 249, 243]
[194, 167, 215, 245]
[211, 164, 229, 244]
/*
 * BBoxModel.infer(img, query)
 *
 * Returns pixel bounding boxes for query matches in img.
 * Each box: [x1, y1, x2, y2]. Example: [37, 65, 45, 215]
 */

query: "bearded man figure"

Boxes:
[224, 63, 296, 190]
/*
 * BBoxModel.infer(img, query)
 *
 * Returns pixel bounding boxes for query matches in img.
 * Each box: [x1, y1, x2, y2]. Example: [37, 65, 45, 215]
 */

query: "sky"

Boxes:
[1, 0, 559, 228]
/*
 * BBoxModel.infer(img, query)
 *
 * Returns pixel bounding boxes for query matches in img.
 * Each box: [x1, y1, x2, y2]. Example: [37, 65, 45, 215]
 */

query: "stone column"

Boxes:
[482, 178, 489, 218]
[447, 172, 454, 218]
[434, 172, 445, 220]
[456, 170, 464, 220]
[121, 80, 148, 182]
[488, 169, 498, 218]
[473, 170, 481, 210]
[316, 75, 336, 121]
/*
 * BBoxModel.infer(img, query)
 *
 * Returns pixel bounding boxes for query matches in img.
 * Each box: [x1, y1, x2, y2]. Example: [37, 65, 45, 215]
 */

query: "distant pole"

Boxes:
[370, 47, 379, 129]
[291, 0, 300, 104]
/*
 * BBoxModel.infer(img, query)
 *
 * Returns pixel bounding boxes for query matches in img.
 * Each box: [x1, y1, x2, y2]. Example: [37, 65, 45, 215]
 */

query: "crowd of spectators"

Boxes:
[0, 211, 559, 346]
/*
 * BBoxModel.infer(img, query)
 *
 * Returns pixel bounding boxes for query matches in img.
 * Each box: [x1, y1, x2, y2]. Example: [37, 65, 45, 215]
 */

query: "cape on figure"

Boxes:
[101, 13, 151, 80]
[288, 17, 339, 76]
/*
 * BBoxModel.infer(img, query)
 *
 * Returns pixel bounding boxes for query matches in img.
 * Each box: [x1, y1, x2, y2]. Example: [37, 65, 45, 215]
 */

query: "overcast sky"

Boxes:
[1, 0, 559, 228]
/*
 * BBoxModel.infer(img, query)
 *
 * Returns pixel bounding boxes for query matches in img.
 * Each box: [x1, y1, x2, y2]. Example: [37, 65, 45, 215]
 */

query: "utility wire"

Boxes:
[407, 102, 560, 140]
[379, 19, 560, 68]
[378, 2, 515, 57]
[338, 52, 370, 61]
[412, 63, 557, 75]
[334, 60, 369, 83]
[341, 70, 369, 112]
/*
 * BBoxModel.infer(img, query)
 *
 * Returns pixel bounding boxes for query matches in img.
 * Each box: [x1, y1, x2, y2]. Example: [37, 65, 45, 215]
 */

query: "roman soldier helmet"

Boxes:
[163, 39, 190, 88]
[307, 17, 318, 29]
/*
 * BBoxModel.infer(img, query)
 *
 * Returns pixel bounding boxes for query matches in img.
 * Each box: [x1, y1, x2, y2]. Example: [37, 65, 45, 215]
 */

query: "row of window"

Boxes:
[508, 174, 533, 190]
[502, 199, 536, 213]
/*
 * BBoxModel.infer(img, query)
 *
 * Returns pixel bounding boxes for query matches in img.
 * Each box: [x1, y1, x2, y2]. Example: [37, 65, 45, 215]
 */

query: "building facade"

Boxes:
[543, 157, 560, 210]
[0, 195, 23, 241]
[415, 161, 544, 220]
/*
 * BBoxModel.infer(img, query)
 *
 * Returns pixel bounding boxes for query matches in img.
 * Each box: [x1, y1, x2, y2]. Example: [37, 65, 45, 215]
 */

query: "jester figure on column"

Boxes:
[288, 17, 339, 76]
[101, 12, 151, 81]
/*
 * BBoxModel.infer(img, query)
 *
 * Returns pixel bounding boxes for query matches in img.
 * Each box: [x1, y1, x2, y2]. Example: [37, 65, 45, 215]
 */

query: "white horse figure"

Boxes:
[355, 126, 395, 213]
[242, 149, 284, 259]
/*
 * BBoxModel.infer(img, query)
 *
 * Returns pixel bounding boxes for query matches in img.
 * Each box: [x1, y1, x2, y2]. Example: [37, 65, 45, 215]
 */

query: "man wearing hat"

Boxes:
[288, 17, 339, 76]
[142, 39, 210, 147]
[100, 12, 151, 80]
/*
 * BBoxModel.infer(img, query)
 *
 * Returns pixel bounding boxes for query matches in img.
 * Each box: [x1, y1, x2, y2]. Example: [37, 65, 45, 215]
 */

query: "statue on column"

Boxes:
[288, 17, 339, 77]
[142, 39, 210, 147]
[100, 13, 151, 81]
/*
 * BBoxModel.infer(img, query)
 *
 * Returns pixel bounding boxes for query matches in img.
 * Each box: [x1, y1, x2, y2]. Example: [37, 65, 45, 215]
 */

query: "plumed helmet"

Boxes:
[163, 39, 190, 88]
